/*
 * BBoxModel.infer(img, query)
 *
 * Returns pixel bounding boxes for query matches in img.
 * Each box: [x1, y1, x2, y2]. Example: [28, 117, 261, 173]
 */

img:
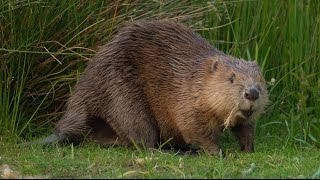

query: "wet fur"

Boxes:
[28, 20, 268, 154]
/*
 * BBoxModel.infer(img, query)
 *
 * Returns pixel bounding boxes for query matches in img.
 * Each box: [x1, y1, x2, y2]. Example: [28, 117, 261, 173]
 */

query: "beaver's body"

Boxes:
[31, 20, 268, 154]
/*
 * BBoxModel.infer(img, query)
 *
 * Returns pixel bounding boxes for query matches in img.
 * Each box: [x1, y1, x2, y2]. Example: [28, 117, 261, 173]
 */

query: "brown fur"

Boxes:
[47, 20, 268, 154]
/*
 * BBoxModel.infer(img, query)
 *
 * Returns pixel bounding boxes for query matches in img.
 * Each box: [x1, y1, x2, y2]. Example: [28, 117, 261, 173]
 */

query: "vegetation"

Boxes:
[0, 0, 319, 178]
[1, 136, 319, 178]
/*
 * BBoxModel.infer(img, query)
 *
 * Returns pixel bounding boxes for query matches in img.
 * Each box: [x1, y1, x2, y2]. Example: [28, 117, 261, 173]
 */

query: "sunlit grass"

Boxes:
[0, 136, 319, 178]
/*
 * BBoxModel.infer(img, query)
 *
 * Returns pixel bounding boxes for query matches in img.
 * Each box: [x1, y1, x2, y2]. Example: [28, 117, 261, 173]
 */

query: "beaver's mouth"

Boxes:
[240, 110, 253, 118]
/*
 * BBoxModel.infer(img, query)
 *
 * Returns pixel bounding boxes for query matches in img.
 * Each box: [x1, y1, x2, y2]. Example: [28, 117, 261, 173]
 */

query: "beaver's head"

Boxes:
[202, 56, 269, 127]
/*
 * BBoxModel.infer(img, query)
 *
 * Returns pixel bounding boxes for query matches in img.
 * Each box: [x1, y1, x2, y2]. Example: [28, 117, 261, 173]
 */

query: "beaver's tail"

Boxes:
[18, 134, 67, 147]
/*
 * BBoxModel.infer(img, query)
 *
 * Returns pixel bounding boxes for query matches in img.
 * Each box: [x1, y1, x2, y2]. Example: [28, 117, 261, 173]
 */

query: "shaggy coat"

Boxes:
[39, 20, 268, 154]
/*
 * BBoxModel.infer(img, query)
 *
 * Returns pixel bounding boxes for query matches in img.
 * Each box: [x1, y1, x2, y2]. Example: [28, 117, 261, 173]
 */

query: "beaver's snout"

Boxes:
[244, 87, 260, 101]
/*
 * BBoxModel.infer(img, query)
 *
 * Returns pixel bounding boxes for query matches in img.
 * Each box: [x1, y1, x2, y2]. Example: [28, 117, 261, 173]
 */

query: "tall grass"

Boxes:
[1, 0, 319, 147]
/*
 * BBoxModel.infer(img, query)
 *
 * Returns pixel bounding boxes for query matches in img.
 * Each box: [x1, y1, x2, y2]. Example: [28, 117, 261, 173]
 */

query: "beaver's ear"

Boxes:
[210, 60, 220, 74]
[212, 61, 218, 71]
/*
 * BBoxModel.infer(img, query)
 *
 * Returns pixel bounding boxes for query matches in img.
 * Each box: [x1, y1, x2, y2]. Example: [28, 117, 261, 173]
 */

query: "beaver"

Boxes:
[24, 20, 268, 155]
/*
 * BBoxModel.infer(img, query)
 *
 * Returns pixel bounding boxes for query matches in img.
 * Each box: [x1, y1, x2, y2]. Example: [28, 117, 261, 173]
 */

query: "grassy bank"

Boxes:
[1, 136, 319, 178]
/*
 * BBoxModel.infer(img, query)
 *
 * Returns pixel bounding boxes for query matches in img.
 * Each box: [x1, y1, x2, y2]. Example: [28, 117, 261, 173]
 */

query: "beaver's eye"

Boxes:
[229, 73, 235, 83]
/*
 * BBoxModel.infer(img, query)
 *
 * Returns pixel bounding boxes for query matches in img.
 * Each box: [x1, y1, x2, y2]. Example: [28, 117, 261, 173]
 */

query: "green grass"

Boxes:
[1, 134, 319, 178]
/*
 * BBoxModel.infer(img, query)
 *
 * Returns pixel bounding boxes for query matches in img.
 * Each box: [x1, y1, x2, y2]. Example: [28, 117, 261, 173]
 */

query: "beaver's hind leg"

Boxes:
[54, 104, 126, 146]
[86, 116, 127, 147]
[99, 79, 160, 149]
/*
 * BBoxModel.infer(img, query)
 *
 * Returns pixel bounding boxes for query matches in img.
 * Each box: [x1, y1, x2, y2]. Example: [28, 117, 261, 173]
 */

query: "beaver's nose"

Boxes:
[244, 88, 259, 101]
